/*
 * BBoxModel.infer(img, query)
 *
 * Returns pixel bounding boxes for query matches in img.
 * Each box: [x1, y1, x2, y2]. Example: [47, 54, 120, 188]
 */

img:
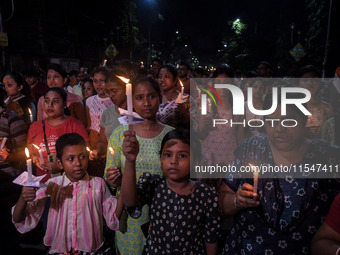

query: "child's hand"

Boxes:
[105, 167, 122, 188]
[89, 149, 99, 160]
[122, 130, 139, 162]
[32, 155, 43, 169]
[21, 186, 37, 203]
[41, 162, 60, 174]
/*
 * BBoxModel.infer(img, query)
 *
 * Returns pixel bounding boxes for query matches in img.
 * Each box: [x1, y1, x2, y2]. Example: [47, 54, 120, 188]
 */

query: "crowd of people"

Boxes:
[0, 58, 339, 255]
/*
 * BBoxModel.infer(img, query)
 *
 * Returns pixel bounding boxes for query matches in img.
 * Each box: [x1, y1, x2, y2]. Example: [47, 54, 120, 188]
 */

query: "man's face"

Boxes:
[178, 65, 188, 78]
[256, 64, 268, 77]
[78, 67, 89, 81]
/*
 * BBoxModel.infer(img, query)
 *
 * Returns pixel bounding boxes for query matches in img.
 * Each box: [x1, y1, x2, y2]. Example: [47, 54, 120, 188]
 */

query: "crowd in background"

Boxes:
[0, 57, 340, 255]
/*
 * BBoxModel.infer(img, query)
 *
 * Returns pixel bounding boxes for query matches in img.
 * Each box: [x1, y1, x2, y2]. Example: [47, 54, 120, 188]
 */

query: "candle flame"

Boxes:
[116, 75, 130, 84]
[32, 144, 40, 149]
[25, 147, 30, 158]
[108, 147, 114, 153]
[179, 79, 184, 88]
[86, 147, 91, 152]
[28, 108, 32, 114]
[249, 163, 259, 175]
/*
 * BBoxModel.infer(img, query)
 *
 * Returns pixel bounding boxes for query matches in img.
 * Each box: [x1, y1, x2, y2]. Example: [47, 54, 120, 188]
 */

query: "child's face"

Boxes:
[83, 81, 95, 99]
[161, 139, 190, 182]
[57, 145, 88, 182]
[133, 82, 160, 119]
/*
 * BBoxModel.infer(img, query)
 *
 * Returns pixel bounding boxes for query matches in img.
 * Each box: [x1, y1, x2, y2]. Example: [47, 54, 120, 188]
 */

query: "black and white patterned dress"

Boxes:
[223, 136, 340, 255]
[134, 173, 221, 255]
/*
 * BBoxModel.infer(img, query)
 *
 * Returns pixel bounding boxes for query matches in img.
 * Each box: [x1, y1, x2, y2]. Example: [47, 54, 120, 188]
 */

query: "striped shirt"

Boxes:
[12, 173, 119, 254]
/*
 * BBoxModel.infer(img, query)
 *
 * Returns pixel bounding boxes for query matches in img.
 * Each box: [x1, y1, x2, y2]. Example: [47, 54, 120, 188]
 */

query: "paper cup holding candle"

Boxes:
[25, 147, 32, 181]
[249, 163, 259, 193]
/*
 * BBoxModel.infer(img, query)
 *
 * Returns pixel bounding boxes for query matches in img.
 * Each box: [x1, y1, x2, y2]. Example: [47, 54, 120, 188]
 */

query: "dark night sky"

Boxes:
[1, 0, 339, 74]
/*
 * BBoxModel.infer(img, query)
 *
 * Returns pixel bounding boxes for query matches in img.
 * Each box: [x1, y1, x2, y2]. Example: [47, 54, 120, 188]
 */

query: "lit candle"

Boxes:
[25, 147, 32, 181]
[28, 108, 33, 122]
[0, 137, 7, 150]
[108, 147, 117, 167]
[179, 80, 184, 99]
[33, 144, 44, 164]
[249, 163, 258, 193]
[103, 59, 107, 67]
[117, 76, 133, 116]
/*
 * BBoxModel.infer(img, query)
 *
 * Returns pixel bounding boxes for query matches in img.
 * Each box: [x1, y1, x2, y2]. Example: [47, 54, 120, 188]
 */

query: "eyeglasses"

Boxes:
[104, 88, 123, 96]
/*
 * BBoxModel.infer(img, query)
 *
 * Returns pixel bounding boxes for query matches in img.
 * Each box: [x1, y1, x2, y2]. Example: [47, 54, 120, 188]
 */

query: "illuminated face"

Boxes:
[58, 145, 88, 182]
[161, 139, 191, 182]
[47, 69, 65, 88]
[3, 75, 23, 97]
[265, 106, 306, 152]
[105, 81, 126, 108]
[157, 68, 176, 93]
[133, 82, 160, 120]
[43, 91, 65, 119]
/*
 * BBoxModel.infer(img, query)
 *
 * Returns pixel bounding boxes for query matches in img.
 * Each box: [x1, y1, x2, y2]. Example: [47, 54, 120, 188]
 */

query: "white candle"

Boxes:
[0, 137, 7, 150]
[33, 144, 44, 164]
[179, 80, 184, 99]
[117, 76, 133, 116]
[249, 163, 258, 193]
[103, 59, 107, 67]
[28, 108, 33, 122]
[25, 147, 32, 181]
[108, 147, 117, 167]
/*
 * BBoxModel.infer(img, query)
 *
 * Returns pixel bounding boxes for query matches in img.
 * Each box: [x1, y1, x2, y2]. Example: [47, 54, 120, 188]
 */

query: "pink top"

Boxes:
[12, 173, 119, 253]
[86, 95, 113, 133]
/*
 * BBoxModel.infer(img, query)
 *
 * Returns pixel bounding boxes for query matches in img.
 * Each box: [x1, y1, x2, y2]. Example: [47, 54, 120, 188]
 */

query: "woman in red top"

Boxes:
[27, 87, 89, 182]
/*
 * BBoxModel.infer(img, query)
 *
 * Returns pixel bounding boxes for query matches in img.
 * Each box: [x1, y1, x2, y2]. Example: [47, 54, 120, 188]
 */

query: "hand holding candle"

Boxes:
[249, 163, 259, 194]
[25, 147, 32, 181]
[108, 147, 117, 167]
[33, 144, 44, 164]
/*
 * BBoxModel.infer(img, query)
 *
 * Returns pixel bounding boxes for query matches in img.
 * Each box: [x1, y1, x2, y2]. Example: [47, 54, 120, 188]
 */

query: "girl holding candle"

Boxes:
[2, 71, 36, 126]
[105, 77, 174, 255]
[218, 91, 340, 254]
[121, 128, 221, 254]
[156, 64, 192, 129]
[27, 87, 89, 182]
